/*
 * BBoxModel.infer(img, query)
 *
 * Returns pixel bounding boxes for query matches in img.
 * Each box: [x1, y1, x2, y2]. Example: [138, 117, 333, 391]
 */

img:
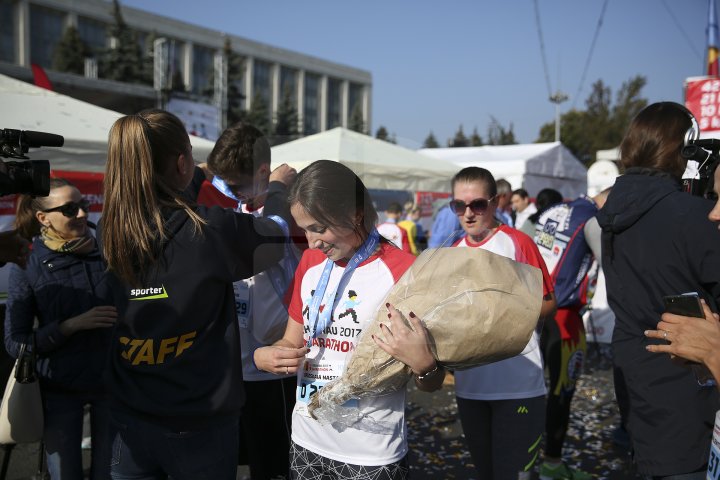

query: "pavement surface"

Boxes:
[0, 344, 640, 479]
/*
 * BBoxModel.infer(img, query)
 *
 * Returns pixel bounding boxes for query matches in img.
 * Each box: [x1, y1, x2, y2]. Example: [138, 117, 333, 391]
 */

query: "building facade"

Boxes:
[0, 0, 373, 136]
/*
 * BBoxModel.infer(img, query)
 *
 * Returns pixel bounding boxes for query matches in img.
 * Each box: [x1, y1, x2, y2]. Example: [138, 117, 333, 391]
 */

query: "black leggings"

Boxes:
[541, 313, 586, 458]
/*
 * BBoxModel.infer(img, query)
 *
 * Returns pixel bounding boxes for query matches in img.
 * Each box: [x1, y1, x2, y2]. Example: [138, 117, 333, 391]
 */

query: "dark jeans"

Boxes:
[109, 409, 239, 480]
[43, 390, 111, 480]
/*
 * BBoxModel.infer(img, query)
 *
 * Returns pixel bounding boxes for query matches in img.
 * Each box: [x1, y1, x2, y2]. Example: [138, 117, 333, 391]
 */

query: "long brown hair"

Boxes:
[102, 109, 205, 286]
[15, 178, 75, 241]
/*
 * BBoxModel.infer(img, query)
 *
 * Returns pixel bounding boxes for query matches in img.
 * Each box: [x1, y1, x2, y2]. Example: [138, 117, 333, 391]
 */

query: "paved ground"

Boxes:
[1, 344, 639, 479]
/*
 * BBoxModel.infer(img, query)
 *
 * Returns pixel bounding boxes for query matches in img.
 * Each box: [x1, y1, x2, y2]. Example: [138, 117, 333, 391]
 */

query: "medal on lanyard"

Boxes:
[306, 230, 380, 348]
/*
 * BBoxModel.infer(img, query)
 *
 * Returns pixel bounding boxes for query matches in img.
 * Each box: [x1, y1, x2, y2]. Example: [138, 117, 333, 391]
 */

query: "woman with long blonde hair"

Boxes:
[101, 109, 294, 480]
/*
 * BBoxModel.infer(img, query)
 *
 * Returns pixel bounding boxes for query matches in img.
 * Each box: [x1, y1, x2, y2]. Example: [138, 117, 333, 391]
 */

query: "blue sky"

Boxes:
[121, 0, 709, 148]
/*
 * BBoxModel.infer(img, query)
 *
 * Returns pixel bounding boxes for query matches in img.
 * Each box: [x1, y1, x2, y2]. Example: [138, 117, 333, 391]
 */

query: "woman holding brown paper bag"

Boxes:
[254, 160, 442, 480]
[449, 167, 556, 480]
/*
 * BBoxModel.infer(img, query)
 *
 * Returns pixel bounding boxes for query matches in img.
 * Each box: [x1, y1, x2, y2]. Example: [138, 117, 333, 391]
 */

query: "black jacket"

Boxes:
[597, 168, 720, 475]
[100, 181, 288, 429]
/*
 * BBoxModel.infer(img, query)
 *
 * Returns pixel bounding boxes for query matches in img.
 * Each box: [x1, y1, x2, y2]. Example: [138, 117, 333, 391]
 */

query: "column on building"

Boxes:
[182, 41, 193, 93]
[244, 56, 254, 111]
[271, 62, 281, 125]
[17, 0, 30, 67]
[340, 80, 349, 128]
[363, 84, 372, 135]
[297, 69, 305, 135]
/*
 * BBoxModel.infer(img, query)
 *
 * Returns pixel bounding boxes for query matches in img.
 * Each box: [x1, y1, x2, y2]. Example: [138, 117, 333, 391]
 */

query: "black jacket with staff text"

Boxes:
[597, 168, 720, 476]
[99, 176, 289, 429]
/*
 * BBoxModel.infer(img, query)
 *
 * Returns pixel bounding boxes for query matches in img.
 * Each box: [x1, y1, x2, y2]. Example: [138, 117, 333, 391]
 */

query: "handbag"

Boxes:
[0, 339, 43, 444]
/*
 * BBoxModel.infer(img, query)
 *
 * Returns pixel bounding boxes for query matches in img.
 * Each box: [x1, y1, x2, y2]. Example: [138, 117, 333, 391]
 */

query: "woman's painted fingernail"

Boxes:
[386, 303, 390, 308]
[409, 312, 416, 318]
[387, 313, 392, 318]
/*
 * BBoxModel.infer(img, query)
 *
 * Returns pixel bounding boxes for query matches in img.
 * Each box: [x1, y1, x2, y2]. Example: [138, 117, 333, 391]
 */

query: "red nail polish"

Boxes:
[386, 303, 390, 308]
[409, 312, 416, 318]
[387, 313, 391, 318]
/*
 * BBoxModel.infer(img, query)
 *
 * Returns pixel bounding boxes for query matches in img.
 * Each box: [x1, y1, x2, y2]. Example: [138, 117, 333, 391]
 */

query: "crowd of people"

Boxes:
[0, 100, 718, 480]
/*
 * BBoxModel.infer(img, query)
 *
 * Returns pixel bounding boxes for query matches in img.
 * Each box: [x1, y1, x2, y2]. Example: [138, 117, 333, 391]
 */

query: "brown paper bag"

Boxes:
[308, 247, 543, 423]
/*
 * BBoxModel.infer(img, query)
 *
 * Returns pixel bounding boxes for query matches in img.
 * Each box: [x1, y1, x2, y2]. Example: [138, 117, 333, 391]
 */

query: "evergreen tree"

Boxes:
[100, 0, 144, 84]
[348, 102, 365, 134]
[470, 127, 483, 147]
[246, 92, 271, 136]
[375, 126, 390, 141]
[423, 131, 439, 148]
[486, 117, 516, 145]
[52, 25, 88, 75]
[225, 38, 246, 126]
[449, 125, 469, 147]
[273, 87, 299, 144]
[140, 30, 156, 86]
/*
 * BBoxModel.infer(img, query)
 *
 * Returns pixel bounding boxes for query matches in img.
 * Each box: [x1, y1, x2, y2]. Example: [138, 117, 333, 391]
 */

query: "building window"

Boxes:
[168, 39, 185, 90]
[349, 83, 364, 118]
[192, 44, 215, 95]
[30, 5, 64, 68]
[252, 60, 271, 107]
[280, 66, 297, 104]
[0, 1, 15, 63]
[77, 17, 107, 59]
[327, 77, 342, 129]
[304, 73, 319, 134]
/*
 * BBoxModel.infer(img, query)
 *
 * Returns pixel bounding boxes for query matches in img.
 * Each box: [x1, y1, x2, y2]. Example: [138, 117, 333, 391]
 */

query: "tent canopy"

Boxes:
[0, 73, 216, 172]
[418, 142, 588, 199]
[271, 127, 459, 193]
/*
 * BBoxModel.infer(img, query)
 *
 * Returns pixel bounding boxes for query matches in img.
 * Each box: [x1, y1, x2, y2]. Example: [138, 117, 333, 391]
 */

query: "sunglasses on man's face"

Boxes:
[42, 199, 90, 218]
[450, 197, 494, 216]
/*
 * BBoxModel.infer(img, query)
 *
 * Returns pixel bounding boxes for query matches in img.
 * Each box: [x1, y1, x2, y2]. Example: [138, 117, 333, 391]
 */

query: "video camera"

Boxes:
[0, 129, 63, 197]
[681, 138, 720, 199]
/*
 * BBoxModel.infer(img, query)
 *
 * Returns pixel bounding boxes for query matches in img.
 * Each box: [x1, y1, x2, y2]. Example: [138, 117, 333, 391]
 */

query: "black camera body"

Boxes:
[681, 138, 720, 199]
[0, 129, 63, 197]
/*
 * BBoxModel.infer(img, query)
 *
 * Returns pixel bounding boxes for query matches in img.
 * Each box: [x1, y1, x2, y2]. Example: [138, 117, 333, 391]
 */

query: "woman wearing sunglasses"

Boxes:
[5, 177, 117, 480]
[449, 167, 556, 479]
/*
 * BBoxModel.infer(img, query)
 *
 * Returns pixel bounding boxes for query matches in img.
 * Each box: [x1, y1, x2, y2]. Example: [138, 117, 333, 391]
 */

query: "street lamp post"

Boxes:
[549, 91, 569, 142]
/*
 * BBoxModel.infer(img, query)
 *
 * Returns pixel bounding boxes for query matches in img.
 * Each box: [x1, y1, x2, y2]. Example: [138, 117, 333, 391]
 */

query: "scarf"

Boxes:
[41, 226, 95, 255]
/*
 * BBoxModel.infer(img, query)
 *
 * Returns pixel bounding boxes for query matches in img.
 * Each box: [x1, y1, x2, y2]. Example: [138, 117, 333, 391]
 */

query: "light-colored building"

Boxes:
[0, 0, 373, 135]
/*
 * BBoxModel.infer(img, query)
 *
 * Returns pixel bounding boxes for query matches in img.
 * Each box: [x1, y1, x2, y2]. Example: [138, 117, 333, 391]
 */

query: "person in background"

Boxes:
[449, 167, 556, 479]
[377, 202, 412, 253]
[534, 188, 610, 480]
[519, 188, 563, 238]
[100, 109, 294, 480]
[427, 203, 462, 248]
[494, 178, 514, 227]
[597, 102, 720, 478]
[202, 122, 299, 480]
[398, 205, 425, 255]
[511, 188, 537, 231]
[254, 160, 443, 480]
[5, 178, 117, 480]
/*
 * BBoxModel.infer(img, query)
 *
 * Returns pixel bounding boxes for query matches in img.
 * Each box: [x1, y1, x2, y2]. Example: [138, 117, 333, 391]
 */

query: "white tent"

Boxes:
[271, 127, 459, 193]
[0, 73, 216, 172]
[418, 142, 588, 199]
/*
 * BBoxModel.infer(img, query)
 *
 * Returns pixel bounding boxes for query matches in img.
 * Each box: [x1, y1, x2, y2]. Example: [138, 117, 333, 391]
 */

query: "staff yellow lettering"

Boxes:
[176, 332, 196, 357]
[157, 336, 178, 364]
[132, 339, 155, 366]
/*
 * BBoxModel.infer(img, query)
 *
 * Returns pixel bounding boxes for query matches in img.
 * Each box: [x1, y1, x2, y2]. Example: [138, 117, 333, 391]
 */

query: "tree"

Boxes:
[100, 0, 145, 84]
[423, 131, 439, 148]
[449, 125, 469, 147]
[273, 87, 299, 144]
[140, 30, 157, 86]
[486, 117, 516, 145]
[470, 127, 483, 147]
[375, 126, 389, 141]
[52, 25, 88, 75]
[349, 102, 365, 134]
[536, 75, 647, 165]
[246, 92, 271, 136]
[225, 39, 246, 126]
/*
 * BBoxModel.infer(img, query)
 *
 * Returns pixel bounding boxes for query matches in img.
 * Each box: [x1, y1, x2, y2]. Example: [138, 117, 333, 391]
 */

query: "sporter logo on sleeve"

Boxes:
[129, 285, 169, 301]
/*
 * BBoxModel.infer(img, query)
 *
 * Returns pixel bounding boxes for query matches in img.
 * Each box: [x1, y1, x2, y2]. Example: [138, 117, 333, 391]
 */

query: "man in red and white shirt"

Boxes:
[377, 202, 412, 253]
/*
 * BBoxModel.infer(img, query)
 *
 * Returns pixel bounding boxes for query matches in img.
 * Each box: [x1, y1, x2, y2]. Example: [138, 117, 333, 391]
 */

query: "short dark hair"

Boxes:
[386, 202, 403, 215]
[620, 102, 692, 179]
[451, 167, 497, 198]
[512, 188, 529, 199]
[207, 123, 270, 178]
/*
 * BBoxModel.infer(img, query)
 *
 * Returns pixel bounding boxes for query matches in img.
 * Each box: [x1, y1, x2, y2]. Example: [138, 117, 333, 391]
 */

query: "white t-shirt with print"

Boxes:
[288, 242, 414, 466]
[452, 225, 553, 400]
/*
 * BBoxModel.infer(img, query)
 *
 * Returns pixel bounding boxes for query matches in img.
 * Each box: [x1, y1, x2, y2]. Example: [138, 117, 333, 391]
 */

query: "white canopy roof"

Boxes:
[419, 142, 588, 199]
[271, 127, 459, 193]
[0, 73, 216, 172]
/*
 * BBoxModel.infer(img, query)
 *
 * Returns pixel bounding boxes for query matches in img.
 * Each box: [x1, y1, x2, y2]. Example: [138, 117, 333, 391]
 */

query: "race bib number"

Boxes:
[233, 283, 251, 329]
[708, 410, 720, 479]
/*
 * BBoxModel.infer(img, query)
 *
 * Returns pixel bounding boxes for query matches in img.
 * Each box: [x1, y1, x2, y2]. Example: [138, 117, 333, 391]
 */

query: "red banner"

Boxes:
[686, 76, 720, 132]
[415, 191, 450, 218]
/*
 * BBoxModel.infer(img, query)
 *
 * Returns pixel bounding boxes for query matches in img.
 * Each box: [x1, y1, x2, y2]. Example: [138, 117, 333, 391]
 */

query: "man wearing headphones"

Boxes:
[597, 102, 720, 478]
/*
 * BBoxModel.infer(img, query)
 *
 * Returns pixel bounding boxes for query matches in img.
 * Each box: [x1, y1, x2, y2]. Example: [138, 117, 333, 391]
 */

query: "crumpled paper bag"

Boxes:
[308, 247, 543, 431]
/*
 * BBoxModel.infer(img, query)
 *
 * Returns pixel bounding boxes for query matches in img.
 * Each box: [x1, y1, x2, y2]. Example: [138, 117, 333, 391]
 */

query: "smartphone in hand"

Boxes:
[662, 292, 715, 387]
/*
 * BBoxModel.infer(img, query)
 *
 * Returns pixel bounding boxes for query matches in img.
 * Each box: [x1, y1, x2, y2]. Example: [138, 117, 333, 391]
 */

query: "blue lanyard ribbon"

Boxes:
[306, 229, 380, 348]
[266, 215, 299, 301]
[211, 176, 240, 202]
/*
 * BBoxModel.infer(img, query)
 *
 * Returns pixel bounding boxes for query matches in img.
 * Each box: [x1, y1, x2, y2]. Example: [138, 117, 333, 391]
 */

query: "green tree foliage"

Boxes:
[246, 92, 271, 136]
[225, 39, 246, 126]
[349, 102, 366, 134]
[375, 126, 389, 141]
[52, 25, 88, 75]
[486, 117, 516, 145]
[470, 127, 483, 146]
[449, 125, 469, 147]
[536, 75, 647, 165]
[423, 131, 439, 148]
[140, 30, 156, 86]
[273, 87, 299, 144]
[101, 0, 145, 84]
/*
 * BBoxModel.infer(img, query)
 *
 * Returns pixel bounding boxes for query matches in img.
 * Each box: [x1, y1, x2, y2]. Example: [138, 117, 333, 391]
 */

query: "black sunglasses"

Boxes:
[450, 197, 494, 216]
[41, 199, 90, 218]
